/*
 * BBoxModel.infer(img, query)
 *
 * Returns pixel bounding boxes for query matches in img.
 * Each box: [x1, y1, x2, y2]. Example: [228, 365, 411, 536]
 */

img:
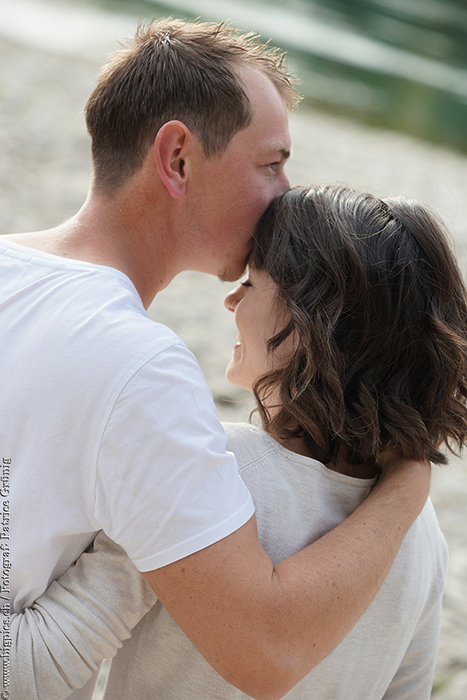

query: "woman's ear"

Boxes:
[153, 121, 192, 199]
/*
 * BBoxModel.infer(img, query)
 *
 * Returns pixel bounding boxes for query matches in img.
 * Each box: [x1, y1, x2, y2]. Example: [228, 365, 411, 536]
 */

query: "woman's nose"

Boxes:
[224, 285, 244, 312]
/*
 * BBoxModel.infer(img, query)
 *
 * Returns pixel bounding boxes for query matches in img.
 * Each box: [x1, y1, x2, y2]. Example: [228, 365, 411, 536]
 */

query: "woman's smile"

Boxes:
[224, 269, 290, 392]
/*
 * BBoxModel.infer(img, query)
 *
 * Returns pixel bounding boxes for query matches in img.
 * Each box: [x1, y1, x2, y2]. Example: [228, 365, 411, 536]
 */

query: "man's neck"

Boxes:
[4, 190, 177, 308]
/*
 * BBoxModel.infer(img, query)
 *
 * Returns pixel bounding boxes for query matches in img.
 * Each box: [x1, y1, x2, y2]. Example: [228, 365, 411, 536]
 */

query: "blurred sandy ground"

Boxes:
[1, 1, 466, 696]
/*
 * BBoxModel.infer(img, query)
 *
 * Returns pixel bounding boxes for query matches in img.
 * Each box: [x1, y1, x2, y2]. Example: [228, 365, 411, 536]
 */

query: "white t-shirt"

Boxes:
[3, 240, 253, 613]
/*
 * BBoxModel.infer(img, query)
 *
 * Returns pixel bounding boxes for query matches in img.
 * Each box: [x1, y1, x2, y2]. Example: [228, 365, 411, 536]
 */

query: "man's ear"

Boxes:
[154, 121, 192, 199]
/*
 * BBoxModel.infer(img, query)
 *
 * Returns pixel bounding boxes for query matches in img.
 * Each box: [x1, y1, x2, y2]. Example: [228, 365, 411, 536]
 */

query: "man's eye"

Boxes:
[267, 162, 280, 172]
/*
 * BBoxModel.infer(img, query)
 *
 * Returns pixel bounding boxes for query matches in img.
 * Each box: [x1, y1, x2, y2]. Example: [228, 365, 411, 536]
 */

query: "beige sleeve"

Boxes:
[11, 531, 156, 700]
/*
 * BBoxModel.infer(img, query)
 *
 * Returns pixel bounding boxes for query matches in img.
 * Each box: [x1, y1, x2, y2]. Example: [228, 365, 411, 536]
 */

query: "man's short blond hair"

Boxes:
[85, 18, 300, 191]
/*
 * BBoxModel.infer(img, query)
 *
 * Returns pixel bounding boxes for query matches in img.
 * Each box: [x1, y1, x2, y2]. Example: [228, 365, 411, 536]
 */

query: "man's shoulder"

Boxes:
[0, 240, 189, 384]
[54, 263, 186, 365]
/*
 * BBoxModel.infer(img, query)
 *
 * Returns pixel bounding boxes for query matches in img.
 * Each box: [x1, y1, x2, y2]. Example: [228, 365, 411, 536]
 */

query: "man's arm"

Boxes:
[144, 458, 430, 700]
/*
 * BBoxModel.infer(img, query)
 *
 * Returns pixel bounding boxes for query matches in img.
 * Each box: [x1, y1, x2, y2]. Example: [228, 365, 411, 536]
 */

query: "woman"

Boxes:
[13, 184, 467, 698]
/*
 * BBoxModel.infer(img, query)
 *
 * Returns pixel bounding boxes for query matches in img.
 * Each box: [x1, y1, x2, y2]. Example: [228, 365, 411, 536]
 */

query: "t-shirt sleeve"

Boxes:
[93, 341, 254, 572]
[10, 531, 155, 700]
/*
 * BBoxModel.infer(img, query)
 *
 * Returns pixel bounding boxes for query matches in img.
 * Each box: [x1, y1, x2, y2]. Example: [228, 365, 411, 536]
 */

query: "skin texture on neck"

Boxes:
[3, 160, 182, 309]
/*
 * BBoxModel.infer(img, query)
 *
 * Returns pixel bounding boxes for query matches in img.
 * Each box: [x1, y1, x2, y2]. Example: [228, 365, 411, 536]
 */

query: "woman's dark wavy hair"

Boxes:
[250, 184, 467, 465]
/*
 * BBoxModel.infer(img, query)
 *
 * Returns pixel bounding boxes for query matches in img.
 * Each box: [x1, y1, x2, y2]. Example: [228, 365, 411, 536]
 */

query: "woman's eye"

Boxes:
[241, 280, 252, 288]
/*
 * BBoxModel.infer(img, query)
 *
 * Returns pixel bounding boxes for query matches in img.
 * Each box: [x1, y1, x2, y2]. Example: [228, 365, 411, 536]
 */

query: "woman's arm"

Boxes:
[11, 532, 155, 700]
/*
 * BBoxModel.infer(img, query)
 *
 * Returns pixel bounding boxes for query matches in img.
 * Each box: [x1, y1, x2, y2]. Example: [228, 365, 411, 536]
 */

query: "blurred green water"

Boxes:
[91, 0, 467, 153]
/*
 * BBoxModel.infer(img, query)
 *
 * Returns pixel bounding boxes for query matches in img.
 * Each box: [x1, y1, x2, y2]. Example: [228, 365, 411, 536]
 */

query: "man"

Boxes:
[8, 19, 430, 700]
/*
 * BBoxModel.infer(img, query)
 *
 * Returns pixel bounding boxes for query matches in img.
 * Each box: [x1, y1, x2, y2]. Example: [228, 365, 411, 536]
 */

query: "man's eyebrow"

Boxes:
[263, 147, 291, 161]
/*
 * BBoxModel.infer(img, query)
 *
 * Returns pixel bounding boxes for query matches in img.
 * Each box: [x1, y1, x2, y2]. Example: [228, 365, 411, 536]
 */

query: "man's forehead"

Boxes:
[229, 68, 292, 155]
[241, 68, 291, 120]
[229, 129, 291, 157]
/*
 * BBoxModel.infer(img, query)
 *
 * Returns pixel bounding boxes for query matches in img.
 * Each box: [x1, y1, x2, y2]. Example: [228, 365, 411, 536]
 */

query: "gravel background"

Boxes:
[1, 2, 466, 696]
